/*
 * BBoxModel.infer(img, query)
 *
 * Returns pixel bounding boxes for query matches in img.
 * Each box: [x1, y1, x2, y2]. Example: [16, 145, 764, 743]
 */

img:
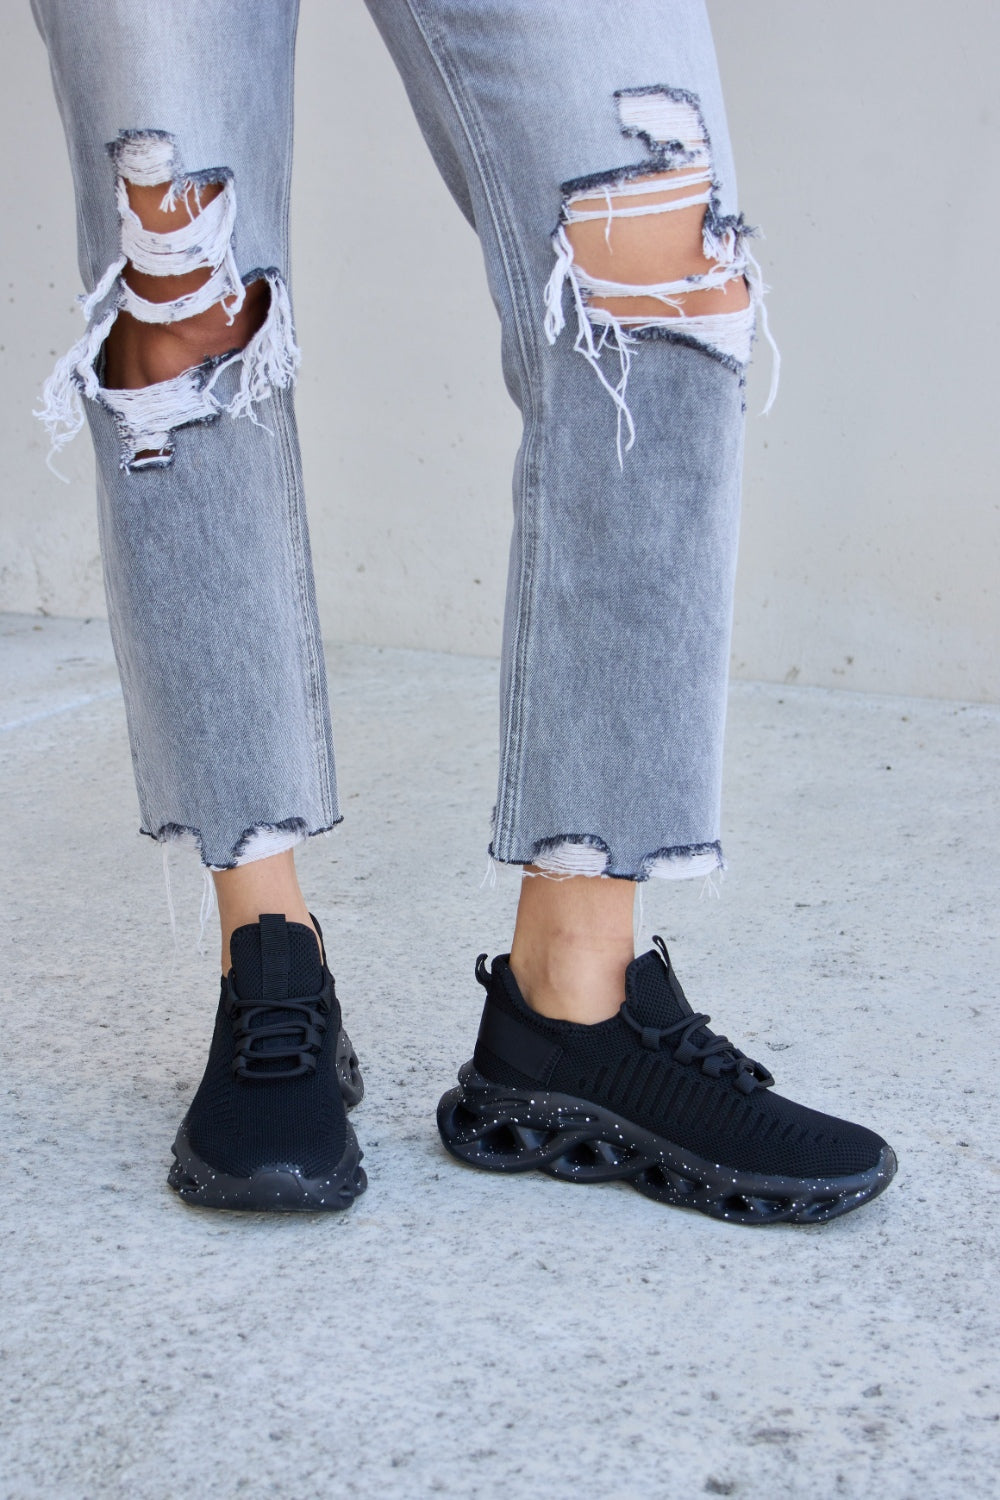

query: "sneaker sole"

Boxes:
[167, 1026, 367, 1213]
[437, 1061, 897, 1226]
[168, 1122, 366, 1212]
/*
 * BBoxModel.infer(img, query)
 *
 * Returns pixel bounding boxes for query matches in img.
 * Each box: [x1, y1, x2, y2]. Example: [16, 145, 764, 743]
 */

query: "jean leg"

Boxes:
[365, 0, 756, 879]
[31, 0, 339, 868]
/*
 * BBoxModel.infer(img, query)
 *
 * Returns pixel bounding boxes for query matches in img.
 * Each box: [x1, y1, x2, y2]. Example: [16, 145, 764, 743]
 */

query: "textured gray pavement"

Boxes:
[2, 614, 999, 1500]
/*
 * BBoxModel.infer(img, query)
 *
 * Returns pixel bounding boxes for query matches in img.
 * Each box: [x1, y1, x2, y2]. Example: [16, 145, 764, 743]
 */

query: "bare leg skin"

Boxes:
[213, 851, 318, 973]
[565, 171, 751, 322]
[508, 870, 635, 1024]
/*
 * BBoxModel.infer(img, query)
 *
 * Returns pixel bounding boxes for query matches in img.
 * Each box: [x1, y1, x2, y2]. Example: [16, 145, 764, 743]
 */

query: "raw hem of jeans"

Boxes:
[488, 836, 724, 883]
[140, 816, 342, 871]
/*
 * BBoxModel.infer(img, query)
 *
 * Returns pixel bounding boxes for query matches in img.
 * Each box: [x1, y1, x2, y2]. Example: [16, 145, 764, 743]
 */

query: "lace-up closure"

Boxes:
[439, 940, 897, 1225]
[620, 1002, 772, 1093]
[227, 979, 331, 1081]
[168, 914, 366, 1211]
[621, 938, 773, 1094]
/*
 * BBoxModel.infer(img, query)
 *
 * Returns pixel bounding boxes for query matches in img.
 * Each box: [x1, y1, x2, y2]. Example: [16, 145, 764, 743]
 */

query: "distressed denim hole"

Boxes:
[564, 172, 751, 323]
[36, 129, 300, 474]
[543, 86, 778, 462]
[105, 177, 269, 462]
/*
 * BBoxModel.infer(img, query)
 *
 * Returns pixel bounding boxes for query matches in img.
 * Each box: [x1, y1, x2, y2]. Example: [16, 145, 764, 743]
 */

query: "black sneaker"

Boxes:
[168, 913, 366, 1212]
[437, 938, 896, 1225]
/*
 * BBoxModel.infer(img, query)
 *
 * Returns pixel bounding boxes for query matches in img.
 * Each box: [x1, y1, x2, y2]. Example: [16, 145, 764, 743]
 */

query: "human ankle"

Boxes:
[221, 906, 317, 974]
[508, 937, 632, 1024]
[508, 870, 635, 1024]
[213, 849, 317, 972]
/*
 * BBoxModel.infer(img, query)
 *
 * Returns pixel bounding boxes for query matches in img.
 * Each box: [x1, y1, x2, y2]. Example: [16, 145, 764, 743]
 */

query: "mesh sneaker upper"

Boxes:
[473, 946, 886, 1179]
[183, 918, 348, 1178]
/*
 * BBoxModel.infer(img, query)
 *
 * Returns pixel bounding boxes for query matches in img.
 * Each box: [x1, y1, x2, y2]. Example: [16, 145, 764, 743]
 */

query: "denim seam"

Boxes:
[96, 495, 155, 826]
[271, 12, 336, 834]
[262, 7, 335, 824]
[30, 0, 100, 297]
[279, 5, 299, 294]
[272, 390, 337, 827]
[400, 0, 544, 857]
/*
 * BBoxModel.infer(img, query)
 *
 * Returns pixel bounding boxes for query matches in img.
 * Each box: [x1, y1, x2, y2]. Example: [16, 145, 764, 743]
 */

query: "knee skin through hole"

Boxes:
[565, 170, 751, 321]
[103, 179, 268, 392]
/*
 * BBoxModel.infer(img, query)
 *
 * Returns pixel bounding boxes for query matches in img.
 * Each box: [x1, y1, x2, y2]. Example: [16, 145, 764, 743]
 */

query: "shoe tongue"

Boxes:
[229, 914, 323, 1005]
[625, 944, 696, 1028]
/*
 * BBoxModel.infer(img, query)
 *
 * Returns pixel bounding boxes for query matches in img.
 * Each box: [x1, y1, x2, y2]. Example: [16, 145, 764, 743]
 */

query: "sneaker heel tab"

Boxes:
[307, 911, 328, 965]
[474, 952, 491, 989]
[652, 934, 671, 969]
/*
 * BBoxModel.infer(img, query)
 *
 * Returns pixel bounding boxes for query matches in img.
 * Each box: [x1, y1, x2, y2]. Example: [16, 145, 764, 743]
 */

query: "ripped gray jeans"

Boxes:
[32, 0, 773, 879]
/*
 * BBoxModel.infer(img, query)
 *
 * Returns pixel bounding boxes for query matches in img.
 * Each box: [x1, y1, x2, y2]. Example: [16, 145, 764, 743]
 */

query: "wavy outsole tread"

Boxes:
[437, 1062, 897, 1226]
[335, 1027, 365, 1108]
[167, 1027, 367, 1213]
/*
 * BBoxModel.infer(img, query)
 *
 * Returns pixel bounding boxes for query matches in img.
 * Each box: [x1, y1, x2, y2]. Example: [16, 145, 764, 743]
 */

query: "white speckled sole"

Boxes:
[438, 1062, 897, 1226]
[168, 1118, 366, 1213]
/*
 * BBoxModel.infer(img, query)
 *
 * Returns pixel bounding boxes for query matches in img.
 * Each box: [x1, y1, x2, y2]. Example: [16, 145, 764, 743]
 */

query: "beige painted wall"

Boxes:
[2, 2, 997, 700]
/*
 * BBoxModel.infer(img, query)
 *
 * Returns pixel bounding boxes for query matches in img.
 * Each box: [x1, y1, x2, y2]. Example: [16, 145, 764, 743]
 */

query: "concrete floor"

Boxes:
[1, 613, 998, 1500]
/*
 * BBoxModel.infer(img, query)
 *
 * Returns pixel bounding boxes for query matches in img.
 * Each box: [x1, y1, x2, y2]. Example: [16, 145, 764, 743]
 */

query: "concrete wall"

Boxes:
[2, 2, 997, 700]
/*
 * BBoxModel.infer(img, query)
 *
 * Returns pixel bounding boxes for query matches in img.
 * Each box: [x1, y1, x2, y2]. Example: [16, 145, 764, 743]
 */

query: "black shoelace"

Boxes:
[228, 987, 331, 1081]
[621, 1004, 774, 1095]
